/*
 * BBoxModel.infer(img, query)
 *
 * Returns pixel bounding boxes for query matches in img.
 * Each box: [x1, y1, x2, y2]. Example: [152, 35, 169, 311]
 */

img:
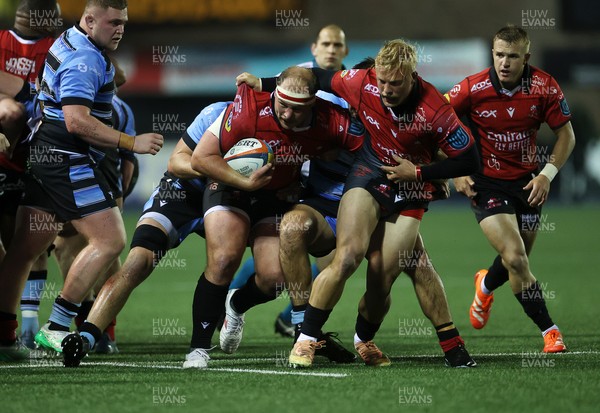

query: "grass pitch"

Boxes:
[1, 203, 599, 413]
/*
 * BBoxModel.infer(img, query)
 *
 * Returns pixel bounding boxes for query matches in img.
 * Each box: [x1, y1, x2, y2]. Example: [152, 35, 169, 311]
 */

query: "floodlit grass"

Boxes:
[1, 204, 599, 413]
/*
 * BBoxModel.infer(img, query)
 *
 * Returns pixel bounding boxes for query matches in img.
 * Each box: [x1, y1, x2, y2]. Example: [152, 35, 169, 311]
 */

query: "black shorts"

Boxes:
[0, 167, 26, 215]
[203, 180, 293, 227]
[22, 142, 116, 222]
[471, 173, 541, 229]
[343, 145, 428, 219]
[138, 173, 206, 248]
[95, 147, 123, 199]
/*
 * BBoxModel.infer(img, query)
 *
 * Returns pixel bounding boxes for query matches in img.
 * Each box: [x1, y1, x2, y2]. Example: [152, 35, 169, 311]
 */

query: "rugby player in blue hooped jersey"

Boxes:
[60, 101, 230, 367]
[0, 0, 163, 360]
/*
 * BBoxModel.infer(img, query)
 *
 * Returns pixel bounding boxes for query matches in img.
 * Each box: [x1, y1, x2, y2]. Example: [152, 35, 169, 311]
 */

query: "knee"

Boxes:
[255, 270, 284, 295]
[207, 249, 242, 280]
[333, 246, 365, 279]
[279, 212, 313, 250]
[103, 233, 126, 258]
[120, 248, 155, 287]
[501, 250, 529, 275]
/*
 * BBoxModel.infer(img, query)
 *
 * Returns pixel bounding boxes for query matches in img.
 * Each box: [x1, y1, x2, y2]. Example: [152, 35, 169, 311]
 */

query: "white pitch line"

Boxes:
[222, 350, 600, 362]
[0, 361, 348, 377]
[1, 351, 597, 372]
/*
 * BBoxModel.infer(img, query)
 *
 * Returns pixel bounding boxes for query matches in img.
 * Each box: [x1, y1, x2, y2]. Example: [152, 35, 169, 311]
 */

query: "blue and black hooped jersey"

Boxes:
[180, 101, 232, 191]
[36, 25, 115, 153]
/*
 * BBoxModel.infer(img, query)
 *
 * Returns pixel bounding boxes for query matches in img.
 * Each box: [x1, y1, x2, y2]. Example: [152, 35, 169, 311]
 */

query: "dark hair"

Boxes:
[86, 0, 128, 10]
[353, 57, 375, 70]
[493, 25, 530, 50]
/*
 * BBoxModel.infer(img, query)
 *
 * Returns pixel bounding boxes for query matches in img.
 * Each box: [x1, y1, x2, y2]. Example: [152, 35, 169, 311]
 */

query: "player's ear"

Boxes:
[84, 13, 95, 29]
[343, 45, 349, 58]
[311, 42, 318, 57]
[524, 53, 531, 65]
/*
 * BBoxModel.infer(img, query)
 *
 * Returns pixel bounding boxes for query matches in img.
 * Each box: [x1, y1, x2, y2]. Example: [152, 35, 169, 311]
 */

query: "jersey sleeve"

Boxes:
[57, 54, 103, 107]
[217, 84, 257, 154]
[329, 68, 366, 111]
[339, 113, 365, 152]
[443, 77, 471, 118]
[431, 105, 475, 158]
[183, 101, 230, 151]
[543, 77, 571, 130]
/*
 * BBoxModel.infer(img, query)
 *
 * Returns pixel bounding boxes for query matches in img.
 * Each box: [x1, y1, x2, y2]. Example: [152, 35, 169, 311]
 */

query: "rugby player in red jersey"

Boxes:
[240, 38, 480, 368]
[182, 66, 363, 368]
[0, 0, 57, 357]
[446, 26, 574, 353]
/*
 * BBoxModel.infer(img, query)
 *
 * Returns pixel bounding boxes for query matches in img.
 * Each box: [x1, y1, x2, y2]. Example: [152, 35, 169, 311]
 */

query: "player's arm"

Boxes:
[236, 68, 339, 95]
[524, 121, 575, 206]
[167, 137, 203, 179]
[62, 104, 163, 155]
[0, 72, 29, 124]
[0, 71, 26, 98]
[190, 128, 272, 191]
[383, 145, 479, 183]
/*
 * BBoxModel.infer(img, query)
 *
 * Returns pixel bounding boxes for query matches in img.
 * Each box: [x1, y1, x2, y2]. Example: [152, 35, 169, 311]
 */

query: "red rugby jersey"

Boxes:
[0, 29, 53, 84]
[0, 29, 54, 171]
[218, 84, 363, 190]
[330, 68, 474, 167]
[445, 65, 571, 180]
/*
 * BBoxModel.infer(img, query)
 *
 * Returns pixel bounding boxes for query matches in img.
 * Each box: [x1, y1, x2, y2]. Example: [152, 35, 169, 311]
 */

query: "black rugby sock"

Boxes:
[190, 273, 229, 349]
[301, 304, 331, 339]
[230, 274, 275, 314]
[515, 282, 554, 331]
[483, 255, 510, 292]
[355, 313, 381, 342]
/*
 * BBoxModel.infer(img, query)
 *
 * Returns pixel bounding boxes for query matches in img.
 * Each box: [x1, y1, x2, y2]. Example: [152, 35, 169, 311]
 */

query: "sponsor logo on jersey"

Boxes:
[470, 79, 492, 93]
[363, 83, 379, 95]
[233, 95, 243, 116]
[362, 111, 381, 130]
[506, 107, 516, 118]
[341, 69, 358, 79]
[259, 106, 273, 117]
[475, 109, 497, 118]
[449, 84, 461, 98]
[4, 57, 35, 77]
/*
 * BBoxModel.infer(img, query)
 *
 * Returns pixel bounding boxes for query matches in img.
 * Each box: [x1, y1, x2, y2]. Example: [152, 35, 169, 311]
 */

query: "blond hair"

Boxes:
[375, 39, 417, 76]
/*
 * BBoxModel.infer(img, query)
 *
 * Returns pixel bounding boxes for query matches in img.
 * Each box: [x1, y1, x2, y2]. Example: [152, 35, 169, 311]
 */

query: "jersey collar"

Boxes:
[73, 24, 104, 51]
[489, 64, 532, 97]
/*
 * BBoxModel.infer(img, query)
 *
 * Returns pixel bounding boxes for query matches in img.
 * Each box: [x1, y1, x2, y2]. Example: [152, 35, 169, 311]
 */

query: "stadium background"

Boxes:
[2, 0, 598, 208]
[1, 1, 600, 412]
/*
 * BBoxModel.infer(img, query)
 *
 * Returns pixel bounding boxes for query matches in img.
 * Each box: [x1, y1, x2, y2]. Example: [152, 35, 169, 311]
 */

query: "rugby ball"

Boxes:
[223, 138, 274, 177]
